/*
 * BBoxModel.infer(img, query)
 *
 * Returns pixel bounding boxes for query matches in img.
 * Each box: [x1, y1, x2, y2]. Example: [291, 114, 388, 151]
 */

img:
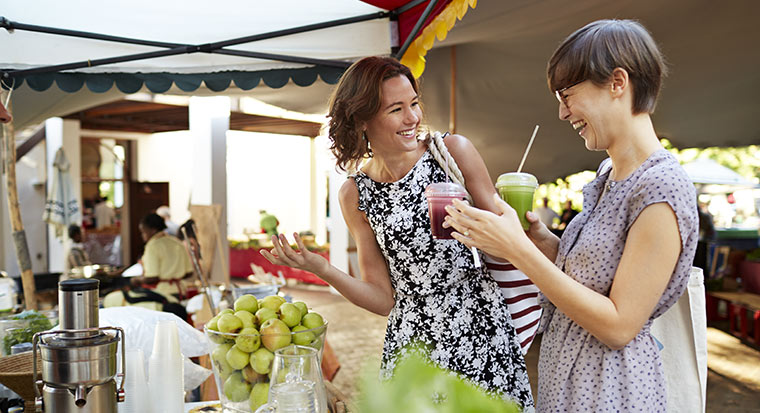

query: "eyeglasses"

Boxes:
[554, 80, 585, 108]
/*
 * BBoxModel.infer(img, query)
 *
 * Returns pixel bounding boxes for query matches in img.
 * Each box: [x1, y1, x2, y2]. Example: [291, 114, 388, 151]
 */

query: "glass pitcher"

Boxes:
[255, 345, 327, 413]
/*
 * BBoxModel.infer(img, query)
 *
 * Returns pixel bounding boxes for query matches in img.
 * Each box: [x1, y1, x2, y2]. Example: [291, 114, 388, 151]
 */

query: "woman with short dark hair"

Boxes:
[444, 20, 698, 411]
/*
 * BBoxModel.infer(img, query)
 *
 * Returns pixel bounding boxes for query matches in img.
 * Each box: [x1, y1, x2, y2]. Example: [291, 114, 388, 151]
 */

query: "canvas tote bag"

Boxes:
[427, 131, 542, 354]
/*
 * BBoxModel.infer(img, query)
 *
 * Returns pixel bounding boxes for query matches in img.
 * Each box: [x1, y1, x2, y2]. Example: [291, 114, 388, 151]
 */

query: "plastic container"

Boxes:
[496, 172, 539, 230]
[424, 182, 468, 239]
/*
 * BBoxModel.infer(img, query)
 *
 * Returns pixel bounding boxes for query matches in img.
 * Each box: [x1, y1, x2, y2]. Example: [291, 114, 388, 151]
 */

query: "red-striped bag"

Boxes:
[427, 132, 542, 355]
[484, 255, 542, 355]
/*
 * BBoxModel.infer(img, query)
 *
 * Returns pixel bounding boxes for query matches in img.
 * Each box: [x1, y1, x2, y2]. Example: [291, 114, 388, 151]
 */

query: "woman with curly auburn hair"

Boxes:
[262, 56, 533, 408]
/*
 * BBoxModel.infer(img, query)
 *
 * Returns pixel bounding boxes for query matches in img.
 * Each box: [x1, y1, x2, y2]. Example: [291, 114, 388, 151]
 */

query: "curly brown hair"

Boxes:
[327, 56, 420, 172]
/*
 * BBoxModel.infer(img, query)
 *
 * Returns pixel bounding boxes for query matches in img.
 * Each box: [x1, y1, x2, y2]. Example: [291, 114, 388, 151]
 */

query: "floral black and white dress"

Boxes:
[352, 150, 534, 408]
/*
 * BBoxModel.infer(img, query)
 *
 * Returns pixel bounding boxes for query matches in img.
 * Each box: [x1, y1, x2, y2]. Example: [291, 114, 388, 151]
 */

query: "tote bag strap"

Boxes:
[427, 131, 472, 203]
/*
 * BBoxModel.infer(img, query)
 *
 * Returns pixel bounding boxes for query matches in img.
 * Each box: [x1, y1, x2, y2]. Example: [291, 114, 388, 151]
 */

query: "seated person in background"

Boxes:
[131, 213, 193, 298]
[62, 224, 92, 281]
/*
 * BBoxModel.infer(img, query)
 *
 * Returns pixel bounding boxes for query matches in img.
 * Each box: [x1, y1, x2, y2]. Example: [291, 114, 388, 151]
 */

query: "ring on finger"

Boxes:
[463, 229, 470, 237]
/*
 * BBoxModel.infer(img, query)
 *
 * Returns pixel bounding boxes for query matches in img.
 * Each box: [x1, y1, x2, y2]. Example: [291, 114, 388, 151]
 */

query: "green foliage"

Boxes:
[357, 351, 520, 413]
[537, 141, 759, 212]
[746, 248, 760, 262]
[2, 310, 54, 354]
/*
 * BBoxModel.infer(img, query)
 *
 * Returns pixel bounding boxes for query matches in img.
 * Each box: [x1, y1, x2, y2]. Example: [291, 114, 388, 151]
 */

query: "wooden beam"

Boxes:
[449, 45, 457, 134]
[15, 126, 45, 161]
[1, 100, 37, 310]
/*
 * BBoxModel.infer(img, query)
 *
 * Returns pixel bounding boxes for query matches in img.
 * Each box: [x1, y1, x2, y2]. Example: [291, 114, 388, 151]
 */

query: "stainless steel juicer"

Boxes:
[32, 279, 125, 412]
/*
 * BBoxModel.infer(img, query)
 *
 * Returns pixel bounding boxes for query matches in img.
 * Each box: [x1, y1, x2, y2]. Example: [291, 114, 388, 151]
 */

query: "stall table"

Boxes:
[706, 291, 760, 346]
[229, 247, 329, 286]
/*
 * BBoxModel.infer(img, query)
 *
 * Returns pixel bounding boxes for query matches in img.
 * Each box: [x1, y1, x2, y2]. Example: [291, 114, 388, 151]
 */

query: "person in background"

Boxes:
[132, 213, 193, 298]
[694, 200, 716, 272]
[557, 199, 579, 230]
[93, 195, 115, 230]
[62, 224, 92, 281]
[156, 205, 180, 237]
[534, 197, 560, 228]
[444, 19, 698, 411]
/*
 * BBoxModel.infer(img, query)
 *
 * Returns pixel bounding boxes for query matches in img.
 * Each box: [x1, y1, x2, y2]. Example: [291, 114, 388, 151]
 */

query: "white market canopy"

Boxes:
[682, 158, 759, 194]
[0, 0, 395, 127]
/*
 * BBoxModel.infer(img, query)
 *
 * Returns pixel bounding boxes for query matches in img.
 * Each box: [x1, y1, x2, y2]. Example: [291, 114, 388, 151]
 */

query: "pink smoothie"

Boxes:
[425, 182, 468, 239]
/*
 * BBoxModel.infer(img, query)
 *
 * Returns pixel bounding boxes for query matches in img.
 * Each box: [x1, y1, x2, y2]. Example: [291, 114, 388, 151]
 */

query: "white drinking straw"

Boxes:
[517, 125, 540, 173]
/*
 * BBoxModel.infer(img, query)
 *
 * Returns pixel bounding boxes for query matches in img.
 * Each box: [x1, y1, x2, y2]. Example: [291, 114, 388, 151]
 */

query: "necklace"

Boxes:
[605, 177, 617, 192]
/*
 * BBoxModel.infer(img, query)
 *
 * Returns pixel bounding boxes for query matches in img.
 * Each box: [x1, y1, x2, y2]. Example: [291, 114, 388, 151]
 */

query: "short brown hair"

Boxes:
[327, 56, 419, 172]
[547, 19, 667, 114]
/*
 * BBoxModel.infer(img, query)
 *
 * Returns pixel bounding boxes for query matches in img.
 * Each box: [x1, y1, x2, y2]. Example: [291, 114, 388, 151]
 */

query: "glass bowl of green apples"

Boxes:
[204, 294, 328, 413]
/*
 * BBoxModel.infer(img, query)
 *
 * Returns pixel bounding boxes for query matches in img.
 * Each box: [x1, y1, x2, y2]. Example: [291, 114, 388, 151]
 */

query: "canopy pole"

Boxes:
[449, 45, 457, 134]
[1, 99, 37, 310]
[395, 0, 440, 60]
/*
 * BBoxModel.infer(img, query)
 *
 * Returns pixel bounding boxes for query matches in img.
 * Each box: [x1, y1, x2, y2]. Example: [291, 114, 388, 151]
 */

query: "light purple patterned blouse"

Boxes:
[537, 149, 698, 412]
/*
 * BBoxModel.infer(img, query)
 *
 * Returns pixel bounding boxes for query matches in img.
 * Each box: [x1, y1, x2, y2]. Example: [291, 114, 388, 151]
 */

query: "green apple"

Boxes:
[217, 314, 244, 334]
[235, 327, 261, 353]
[211, 343, 235, 380]
[223, 372, 252, 403]
[234, 294, 259, 313]
[250, 348, 275, 375]
[255, 307, 278, 325]
[291, 325, 316, 346]
[278, 303, 301, 328]
[260, 318, 292, 351]
[242, 365, 264, 383]
[226, 345, 251, 370]
[249, 382, 270, 411]
[259, 295, 286, 311]
[235, 310, 257, 329]
[293, 301, 308, 319]
[301, 312, 324, 330]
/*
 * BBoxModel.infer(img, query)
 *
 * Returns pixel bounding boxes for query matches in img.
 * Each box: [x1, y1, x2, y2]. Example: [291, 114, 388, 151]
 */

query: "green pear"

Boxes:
[206, 314, 222, 331]
[217, 314, 244, 334]
[211, 343, 235, 380]
[249, 382, 270, 411]
[301, 312, 324, 330]
[250, 348, 275, 375]
[293, 301, 308, 319]
[234, 294, 259, 313]
[226, 345, 251, 370]
[278, 303, 301, 328]
[235, 327, 261, 353]
[223, 372, 252, 403]
[259, 295, 286, 311]
[235, 310, 257, 329]
[255, 307, 278, 325]
[291, 325, 316, 346]
[260, 318, 292, 351]
[218, 308, 234, 316]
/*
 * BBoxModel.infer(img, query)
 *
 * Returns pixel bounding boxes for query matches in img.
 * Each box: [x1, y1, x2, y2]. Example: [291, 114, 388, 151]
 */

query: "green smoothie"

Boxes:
[496, 172, 538, 230]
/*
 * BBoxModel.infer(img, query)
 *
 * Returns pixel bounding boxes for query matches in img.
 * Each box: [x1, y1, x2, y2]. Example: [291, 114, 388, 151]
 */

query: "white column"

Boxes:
[189, 97, 229, 284]
[327, 167, 349, 292]
[45, 118, 82, 273]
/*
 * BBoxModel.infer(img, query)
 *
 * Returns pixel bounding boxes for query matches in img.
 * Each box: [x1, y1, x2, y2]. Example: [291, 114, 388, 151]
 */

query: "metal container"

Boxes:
[32, 279, 125, 412]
